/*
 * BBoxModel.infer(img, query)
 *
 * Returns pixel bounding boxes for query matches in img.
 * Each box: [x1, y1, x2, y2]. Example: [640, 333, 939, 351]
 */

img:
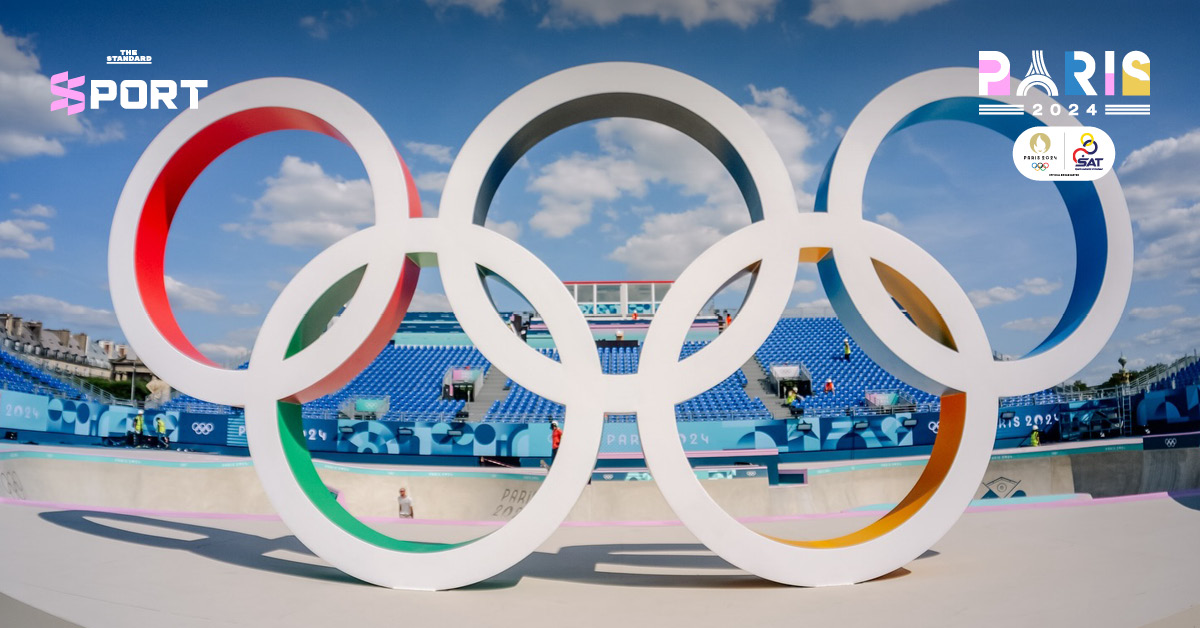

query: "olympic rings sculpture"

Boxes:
[108, 63, 1132, 590]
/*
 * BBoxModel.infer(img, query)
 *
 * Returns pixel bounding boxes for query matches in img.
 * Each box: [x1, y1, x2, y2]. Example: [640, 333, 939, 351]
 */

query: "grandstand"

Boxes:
[0, 348, 87, 399]
[484, 342, 772, 423]
[163, 344, 490, 421]
[1149, 353, 1200, 391]
[754, 318, 939, 414]
[162, 313, 1068, 422]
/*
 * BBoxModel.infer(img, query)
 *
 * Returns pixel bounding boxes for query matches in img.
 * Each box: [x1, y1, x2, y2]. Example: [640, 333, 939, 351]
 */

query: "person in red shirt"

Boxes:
[824, 378, 834, 394]
[550, 421, 562, 464]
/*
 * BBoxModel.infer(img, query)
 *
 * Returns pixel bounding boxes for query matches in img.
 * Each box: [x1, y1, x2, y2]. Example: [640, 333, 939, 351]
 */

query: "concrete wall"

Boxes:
[2, 445, 1198, 522]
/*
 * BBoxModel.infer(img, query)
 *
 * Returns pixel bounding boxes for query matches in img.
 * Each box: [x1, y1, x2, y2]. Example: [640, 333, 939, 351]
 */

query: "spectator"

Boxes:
[824, 378, 834, 394]
[126, 411, 139, 448]
[542, 420, 563, 468]
[843, 338, 852, 361]
[132, 410, 145, 448]
[397, 487, 414, 518]
[155, 414, 168, 449]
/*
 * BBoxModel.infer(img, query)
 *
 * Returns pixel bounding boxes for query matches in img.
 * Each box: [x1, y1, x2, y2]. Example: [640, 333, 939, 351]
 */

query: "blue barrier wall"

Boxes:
[1, 391, 179, 441]
[1135, 385, 1200, 425]
[598, 421, 783, 454]
[0, 388, 1137, 459]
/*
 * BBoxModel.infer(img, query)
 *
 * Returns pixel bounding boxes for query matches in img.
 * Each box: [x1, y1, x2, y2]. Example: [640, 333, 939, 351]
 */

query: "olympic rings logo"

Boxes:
[1073, 132, 1100, 162]
[191, 422, 215, 436]
[108, 64, 1132, 590]
[1031, 162, 1050, 171]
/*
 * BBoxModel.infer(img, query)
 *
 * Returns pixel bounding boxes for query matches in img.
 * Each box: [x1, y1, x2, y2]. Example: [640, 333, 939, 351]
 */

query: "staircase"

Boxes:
[461, 367, 511, 421]
[742, 357, 790, 419]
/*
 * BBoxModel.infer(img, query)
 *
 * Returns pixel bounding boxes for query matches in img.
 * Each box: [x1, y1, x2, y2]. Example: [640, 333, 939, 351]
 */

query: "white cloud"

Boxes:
[404, 141, 456, 165]
[1128, 305, 1184, 320]
[299, 15, 329, 39]
[12, 203, 54, 218]
[524, 85, 819, 276]
[807, 0, 952, 27]
[1118, 130, 1200, 281]
[197, 342, 250, 360]
[414, 171, 448, 194]
[528, 153, 648, 238]
[1134, 316, 1200, 346]
[0, 26, 122, 161]
[793, 279, 818, 293]
[968, 277, 1062, 308]
[785, 298, 834, 317]
[1020, 277, 1061, 296]
[873, 212, 902, 230]
[299, 8, 364, 40]
[0, 294, 116, 328]
[164, 276, 224, 313]
[195, 327, 261, 364]
[1002, 316, 1056, 332]
[1120, 129, 1200, 213]
[164, 275, 258, 316]
[408, 289, 452, 311]
[0, 216, 53, 258]
[426, 0, 504, 17]
[486, 218, 521, 241]
[540, 0, 777, 28]
[744, 85, 821, 202]
[223, 155, 373, 248]
[229, 302, 262, 316]
[1130, 203, 1200, 279]
[967, 285, 1022, 308]
[609, 205, 745, 278]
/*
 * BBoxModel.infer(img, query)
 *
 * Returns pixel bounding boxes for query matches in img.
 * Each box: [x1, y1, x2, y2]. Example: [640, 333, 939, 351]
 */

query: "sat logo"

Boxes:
[979, 50, 1149, 97]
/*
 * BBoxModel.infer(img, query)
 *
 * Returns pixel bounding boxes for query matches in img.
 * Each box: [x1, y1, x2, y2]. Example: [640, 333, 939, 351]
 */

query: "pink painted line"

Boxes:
[598, 448, 777, 460]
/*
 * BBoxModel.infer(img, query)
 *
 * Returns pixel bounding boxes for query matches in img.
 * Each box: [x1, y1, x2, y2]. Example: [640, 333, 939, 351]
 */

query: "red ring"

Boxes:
[133, 107, 421, 369]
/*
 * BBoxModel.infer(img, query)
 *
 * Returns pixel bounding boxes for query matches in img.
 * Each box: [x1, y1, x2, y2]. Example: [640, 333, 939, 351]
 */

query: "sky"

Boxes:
[0, 0, 1197, 383]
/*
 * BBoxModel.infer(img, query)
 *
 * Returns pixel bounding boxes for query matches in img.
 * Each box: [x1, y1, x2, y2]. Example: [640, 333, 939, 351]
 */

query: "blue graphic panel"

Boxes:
[0, 390, 49, 431]
[176, 413, 228, 445]
[599, 420, 784, 454]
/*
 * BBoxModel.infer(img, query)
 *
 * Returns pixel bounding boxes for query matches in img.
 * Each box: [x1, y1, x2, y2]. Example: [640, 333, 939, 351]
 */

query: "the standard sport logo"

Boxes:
[49, 49, 206, 116]
[978, 49, 1149, 117]
[49, 73, 208, 116]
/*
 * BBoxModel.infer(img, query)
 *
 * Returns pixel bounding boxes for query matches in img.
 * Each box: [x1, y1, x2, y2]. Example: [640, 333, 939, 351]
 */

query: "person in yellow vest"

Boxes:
[1030, 425, 1040, 447]
[155, 415, 168, 449]
[132, 410, 145, 448]
[843, 337, 852, 361]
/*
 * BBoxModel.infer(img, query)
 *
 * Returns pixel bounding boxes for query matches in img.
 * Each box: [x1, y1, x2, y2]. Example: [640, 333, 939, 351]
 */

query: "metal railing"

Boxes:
[1127, 351, 1200, 390]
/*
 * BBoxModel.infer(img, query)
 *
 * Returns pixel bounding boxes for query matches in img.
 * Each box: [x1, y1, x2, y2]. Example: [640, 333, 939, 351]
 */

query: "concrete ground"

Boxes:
[1, 491, 1199, 628]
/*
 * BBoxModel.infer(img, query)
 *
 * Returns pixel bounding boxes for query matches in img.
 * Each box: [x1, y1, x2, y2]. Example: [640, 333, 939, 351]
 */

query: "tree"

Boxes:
[1097, 364, 1164, 389]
